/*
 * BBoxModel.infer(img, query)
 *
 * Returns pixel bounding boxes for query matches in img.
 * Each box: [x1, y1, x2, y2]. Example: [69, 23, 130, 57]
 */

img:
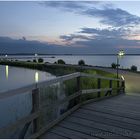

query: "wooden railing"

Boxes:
[0, 72, 125, 138]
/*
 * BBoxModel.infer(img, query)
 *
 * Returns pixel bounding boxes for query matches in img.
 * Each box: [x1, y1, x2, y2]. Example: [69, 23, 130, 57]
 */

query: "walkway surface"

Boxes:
[40, 93, 140, 139]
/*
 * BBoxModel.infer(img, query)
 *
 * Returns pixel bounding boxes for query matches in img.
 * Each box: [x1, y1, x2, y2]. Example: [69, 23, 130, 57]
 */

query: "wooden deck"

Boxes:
[40, 94, 140, 139]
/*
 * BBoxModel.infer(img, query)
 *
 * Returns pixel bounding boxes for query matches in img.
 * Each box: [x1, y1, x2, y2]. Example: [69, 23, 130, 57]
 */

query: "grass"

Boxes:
[0, 60, 119, 99]
[0, 60, 121, 132]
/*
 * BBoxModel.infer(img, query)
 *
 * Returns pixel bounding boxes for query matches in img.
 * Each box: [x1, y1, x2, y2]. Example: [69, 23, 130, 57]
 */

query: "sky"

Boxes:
[0, 1, 140, 54]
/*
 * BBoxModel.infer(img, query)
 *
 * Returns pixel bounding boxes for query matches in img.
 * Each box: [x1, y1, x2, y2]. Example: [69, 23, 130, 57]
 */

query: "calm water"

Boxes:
[0, 65, 55, 131]
[4, 55, 140, 71]
[0, 65, 55, 92]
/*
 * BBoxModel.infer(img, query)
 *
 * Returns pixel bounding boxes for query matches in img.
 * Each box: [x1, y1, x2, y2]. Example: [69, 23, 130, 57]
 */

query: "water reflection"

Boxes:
[35, 71, 39, 83]
[5, 65, 9, 79]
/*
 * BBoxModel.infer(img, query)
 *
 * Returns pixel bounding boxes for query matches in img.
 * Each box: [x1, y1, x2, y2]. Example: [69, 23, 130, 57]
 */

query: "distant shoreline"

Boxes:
[1, 53, 140, 56]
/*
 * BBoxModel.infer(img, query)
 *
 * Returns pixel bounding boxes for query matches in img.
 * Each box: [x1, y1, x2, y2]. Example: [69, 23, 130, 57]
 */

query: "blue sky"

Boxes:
[0, 1, 140, 54]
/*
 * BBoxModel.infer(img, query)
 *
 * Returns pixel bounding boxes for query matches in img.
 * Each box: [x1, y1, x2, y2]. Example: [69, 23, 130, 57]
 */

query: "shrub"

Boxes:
[27, 60, 31, 62]
[78, 60, 85, 66]
[57, 59, 65, 64]
[38, 58, 44, 63]
[111, 63, 116, 69]
[131, 65, 137, 71]
[33, 59, 37, 63]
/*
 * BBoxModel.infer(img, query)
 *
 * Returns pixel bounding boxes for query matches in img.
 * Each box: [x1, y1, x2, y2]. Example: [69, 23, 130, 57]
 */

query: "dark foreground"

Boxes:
[40, 94, 140, 139]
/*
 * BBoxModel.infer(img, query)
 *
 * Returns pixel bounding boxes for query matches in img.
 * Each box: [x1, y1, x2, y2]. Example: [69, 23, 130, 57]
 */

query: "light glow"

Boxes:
[121, 75, 125, 81]
[5, 65, 9, 79]
[35, 71, 39, 83]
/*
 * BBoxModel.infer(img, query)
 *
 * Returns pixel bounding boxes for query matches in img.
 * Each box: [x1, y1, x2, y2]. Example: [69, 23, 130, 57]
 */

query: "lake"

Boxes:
[3, 55, 140, 71]
[0, 65, 55, 133]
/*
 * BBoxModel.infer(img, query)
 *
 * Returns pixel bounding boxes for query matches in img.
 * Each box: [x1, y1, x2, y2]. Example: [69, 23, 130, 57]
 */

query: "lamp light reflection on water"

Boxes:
[5, 65, 9, 79]
[35, 71, 39, 83]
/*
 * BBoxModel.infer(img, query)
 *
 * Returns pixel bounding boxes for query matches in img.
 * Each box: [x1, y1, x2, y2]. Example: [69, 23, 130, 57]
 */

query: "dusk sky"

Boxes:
[0, 1, 140, 54]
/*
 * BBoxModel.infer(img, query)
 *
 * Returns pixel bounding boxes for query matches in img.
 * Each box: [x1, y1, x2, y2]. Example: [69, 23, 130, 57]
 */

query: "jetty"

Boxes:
[1, 72, 140, 138]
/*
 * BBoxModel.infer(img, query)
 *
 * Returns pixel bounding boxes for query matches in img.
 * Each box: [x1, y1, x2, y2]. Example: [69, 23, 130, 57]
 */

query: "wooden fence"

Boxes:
[0, 72, 125, 138]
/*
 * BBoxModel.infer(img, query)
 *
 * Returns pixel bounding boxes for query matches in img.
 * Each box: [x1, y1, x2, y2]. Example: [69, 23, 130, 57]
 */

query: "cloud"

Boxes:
[39, 1, 89, 12]
[60, 27, 130, 42]
[40, 1, 140, 27]
[83, 8, 140, 27]
[60, 34, 90, 42]
[79, 27, 130, 39]
[59, 27, 140, 51]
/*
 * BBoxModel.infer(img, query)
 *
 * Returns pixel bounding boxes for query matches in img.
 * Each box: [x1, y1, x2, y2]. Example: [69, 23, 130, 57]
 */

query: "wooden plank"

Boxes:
[30, 103, 81, 139]
[91, 100, 140, 112]
[59, 120, 126, 139]
[111, 96, 140, 104]
[92, 95, 140, 106]
[66, 116, 136, 138]
[83, 105, 140, 121]
[49, 125, 95, 139]
[86, 103, 140, 116]
[78, 108, 140, 126]
[82, 88, 112, 94]
[40, 132, 67, 139]
[72, 110, 140, 132]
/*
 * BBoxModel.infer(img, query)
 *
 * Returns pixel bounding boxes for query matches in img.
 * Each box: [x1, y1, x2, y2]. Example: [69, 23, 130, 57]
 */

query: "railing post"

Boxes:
[122, 80, 125, 93]
[32, 88, 40, 133]
[77, 76, 80, 92]
[77, 76, 81, 103]
[97, 78, 101, 97]
[109, 80, 112, 95]
[117, 81, 120, 94]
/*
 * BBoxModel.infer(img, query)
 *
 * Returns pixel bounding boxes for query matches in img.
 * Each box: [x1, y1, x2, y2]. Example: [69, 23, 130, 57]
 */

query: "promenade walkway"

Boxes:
[40, 94, 140, 139]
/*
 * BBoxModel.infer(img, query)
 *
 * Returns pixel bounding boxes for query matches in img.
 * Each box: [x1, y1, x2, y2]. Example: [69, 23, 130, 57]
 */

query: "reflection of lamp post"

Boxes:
[117, 50, 125, 79]
[35, 71, 39, 88]
[5, 65, 9, 79]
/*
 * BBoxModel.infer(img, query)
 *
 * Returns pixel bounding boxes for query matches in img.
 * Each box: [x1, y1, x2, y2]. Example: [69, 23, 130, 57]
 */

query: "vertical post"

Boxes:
[117, 80, 120, 94]
[97, 78, 101, 97]
[77, 76, 80, 92]
[109, 80, 112, 95]
[77, 76, 81, 104]
[117, 56, 119, 79]
[32, 88, 40, 133]
[122, 80, 125, 93]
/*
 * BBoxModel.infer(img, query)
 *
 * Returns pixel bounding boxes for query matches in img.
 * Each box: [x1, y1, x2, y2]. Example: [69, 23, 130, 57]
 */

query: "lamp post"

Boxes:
[117, 50, 125, 79]
[5, 54, 8, 61]
[35, 53, 38, 63]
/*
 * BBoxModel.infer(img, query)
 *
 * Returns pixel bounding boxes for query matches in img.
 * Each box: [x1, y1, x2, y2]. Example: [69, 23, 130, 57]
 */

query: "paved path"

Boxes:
[40, 94, 140, 139]
[91, 67, 140, 93]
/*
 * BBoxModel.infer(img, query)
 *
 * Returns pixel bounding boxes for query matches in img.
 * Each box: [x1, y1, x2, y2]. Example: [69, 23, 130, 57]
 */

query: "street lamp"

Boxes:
[5, 54, 8, 60]
[117, 50, 125, 79]
[35, 53, 38, 63]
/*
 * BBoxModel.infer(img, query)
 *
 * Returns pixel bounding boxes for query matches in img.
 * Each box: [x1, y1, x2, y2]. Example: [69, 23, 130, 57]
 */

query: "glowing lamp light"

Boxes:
[121, 75, 125, 81]
[118, 50, 125, 57]
[35, 71, 39, 83]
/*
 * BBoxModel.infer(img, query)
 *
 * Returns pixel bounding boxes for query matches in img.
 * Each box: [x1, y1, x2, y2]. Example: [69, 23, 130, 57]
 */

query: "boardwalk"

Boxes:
[40, 94, 140, 139]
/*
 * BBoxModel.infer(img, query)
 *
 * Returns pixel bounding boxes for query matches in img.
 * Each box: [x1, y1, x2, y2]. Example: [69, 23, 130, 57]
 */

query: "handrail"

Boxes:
[0, 72, 123, 100]
[0, 72, 80, 100]
[0, 72, 125, 138]
[81, 72, 123, 81]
